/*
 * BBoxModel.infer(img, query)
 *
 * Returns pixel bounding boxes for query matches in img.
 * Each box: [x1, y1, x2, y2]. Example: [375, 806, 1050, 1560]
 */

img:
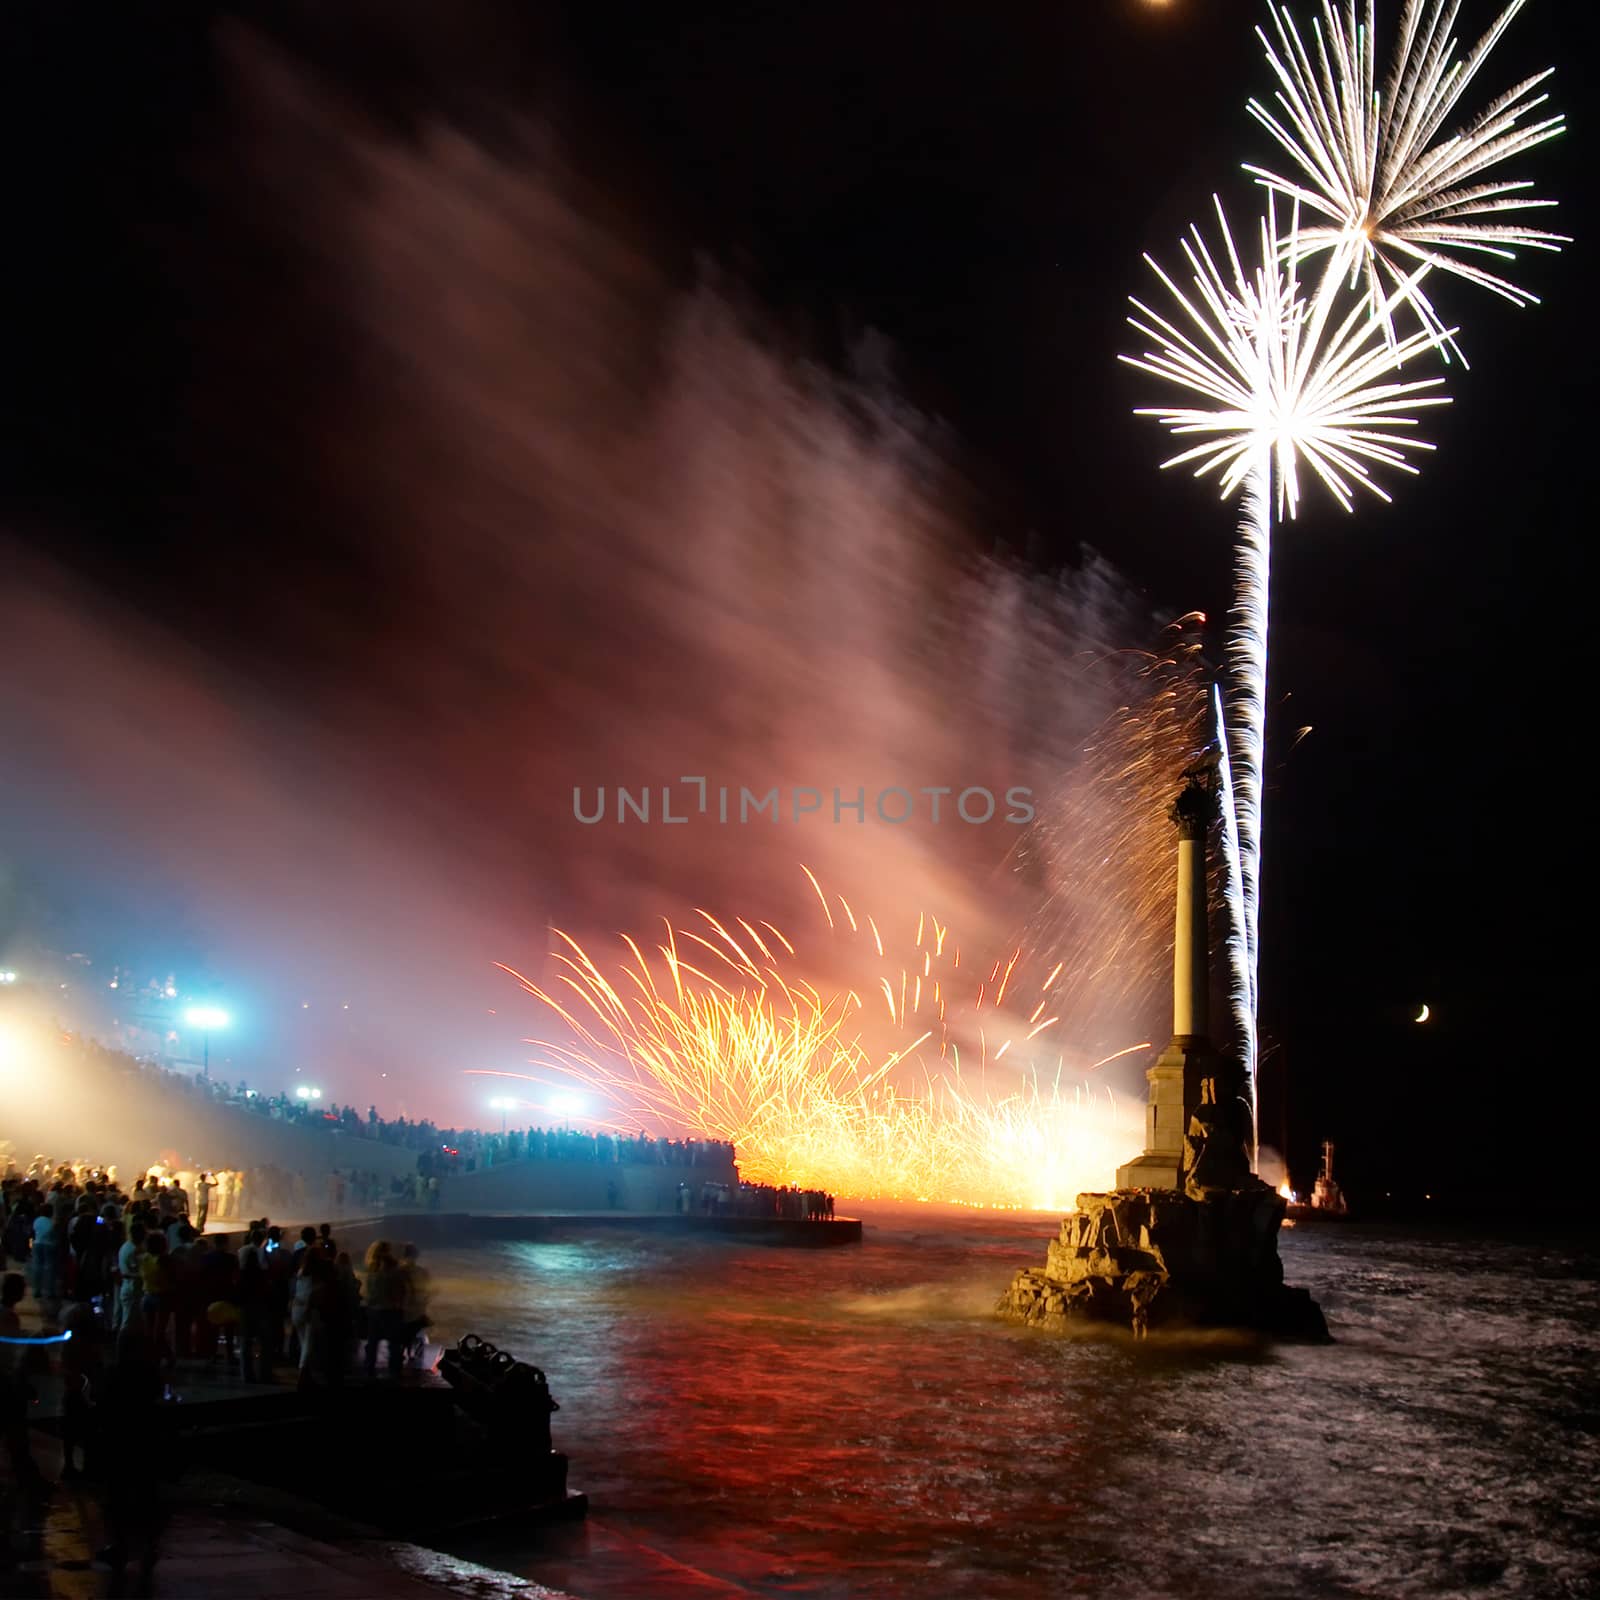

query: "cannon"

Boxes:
[438, 1334, 560, 1454]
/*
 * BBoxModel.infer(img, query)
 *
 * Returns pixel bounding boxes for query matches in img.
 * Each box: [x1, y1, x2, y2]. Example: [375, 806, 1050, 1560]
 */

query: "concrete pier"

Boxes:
[210, 1210, 863, 1252]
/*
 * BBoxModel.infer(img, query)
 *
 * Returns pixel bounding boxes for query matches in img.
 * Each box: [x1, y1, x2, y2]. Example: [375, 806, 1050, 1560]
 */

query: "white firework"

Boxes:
[1122, 195, 1450, 1139]
[1247, 0, 1567, 358]
[1211, 681, 1255, 1099]
[1122, 194, 1453, 516]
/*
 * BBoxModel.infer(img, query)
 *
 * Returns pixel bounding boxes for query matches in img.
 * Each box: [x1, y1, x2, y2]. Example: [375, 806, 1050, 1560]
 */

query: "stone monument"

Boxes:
[997, 765, 1327, 1340]
[1113, 767, 1241, 1191]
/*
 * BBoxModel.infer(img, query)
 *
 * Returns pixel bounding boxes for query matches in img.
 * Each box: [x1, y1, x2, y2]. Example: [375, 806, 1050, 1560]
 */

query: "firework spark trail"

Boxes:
[490, 878, 1144, 1210]
[1228, 456, 1271, 1109]
[1211, 682, 1255, 1103]
[1247, 0, 1567, 360]
[1012, 623, 1213, 1054]
[1122, 4, 1562, 1148]
[1123, 198, 1453, 1133]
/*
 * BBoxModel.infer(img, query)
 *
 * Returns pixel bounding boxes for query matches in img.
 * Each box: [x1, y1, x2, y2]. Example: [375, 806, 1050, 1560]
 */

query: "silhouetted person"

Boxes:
[362, 1242, 406, 1380]
[398, 1243, 431, 1366]
[292, 1252, 336, 1390]
[59, 1296, 107, 1480]
[0, 1272, 48, 1497]
[194, 1172, 216, 1231]
[237, 1229, 273, 1382]
[95, 1328, 168, 1587]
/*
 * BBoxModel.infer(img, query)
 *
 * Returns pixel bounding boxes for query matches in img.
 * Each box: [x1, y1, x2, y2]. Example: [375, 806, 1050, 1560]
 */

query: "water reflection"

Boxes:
[434, 1207, 1599, 1598]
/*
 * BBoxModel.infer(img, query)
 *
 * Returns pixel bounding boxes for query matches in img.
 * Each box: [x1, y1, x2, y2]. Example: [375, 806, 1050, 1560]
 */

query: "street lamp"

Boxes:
[294, 1084, 323, 1102]
[489, 1096, 513, 1134]
[548, 1091, 581, 1130]
[183, 1005, 230, 1079]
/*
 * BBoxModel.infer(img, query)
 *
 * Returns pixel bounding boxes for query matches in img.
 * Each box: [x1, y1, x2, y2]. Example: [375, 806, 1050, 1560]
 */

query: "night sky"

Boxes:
[2, 0, 1592, 1207]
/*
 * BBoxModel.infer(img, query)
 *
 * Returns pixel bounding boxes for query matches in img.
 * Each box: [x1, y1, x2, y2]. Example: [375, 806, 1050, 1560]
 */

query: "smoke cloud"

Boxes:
[1, 24, 1188, 1132]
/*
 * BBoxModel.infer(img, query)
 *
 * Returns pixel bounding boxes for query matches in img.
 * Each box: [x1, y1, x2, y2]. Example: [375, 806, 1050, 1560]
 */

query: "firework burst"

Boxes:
[1117, 3, 1565, 1166]
[1122, 194, 1453, 515]
[487, 882, 1145, 1210]
[1247, 0, 1567, 358]
[1122, 195, 1452, 1136]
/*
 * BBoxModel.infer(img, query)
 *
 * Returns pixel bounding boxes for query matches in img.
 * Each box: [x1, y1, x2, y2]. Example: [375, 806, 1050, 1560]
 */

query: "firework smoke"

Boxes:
[4, 24, 1199, 1133]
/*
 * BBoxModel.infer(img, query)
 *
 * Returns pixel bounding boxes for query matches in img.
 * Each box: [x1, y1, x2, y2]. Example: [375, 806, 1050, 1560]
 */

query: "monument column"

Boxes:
[1172, 798, 1208, 1041]
[1115, 772, 1218, 1190]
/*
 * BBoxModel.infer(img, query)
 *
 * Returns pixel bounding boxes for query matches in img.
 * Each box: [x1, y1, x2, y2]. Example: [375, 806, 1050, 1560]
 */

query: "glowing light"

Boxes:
[487, 877, 1143, 1210]
[1212, 682, 1254, 1077]
[1123, 193, 1452, 517]
[0, 970, 15, 984]
[1124, 197, 1451, 1127]
[486, 641, 1219, 1204]
[1247, 0, 1567, 360]
[1122, 0, 1561, 1153]
[1278, 1180, 1294, 1200]
[294, 1084, 323, 1101]
[184, 1006, 231, 1031]
[1415, 1002, 1431, 1022]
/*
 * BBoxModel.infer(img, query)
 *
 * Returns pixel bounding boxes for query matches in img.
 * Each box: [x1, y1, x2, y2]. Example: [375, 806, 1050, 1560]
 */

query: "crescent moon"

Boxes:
[1415, 1003, 1430, 1023]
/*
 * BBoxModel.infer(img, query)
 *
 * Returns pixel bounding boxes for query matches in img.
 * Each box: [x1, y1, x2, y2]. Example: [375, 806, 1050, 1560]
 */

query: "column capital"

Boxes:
[1169, 769, 1219, 840]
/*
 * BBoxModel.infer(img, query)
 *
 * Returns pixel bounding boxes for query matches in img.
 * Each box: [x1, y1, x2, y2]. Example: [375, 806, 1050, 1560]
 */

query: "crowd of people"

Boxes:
[0, 1152, 423, 1233]
[1, 1155, 435, 1579]
[2, 1157, 434, 1377]
[57, 1032, 738, 1178]
[201, 1164, 418, 1218]
[679, 1181, 836, 1220]
[422, 1127, 736, 1175]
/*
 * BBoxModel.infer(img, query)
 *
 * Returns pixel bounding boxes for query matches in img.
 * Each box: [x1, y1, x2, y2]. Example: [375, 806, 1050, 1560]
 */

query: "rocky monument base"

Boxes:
[996, 1181, 1329, 1341]
[1007, 766, 1331, 1340]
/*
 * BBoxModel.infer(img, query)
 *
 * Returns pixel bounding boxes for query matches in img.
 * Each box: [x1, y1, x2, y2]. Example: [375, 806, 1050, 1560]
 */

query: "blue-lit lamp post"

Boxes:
[184, 1005, 230, 1079]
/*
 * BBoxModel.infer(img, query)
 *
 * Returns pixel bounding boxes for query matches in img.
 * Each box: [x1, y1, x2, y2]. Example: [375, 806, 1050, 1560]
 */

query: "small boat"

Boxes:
[1285, 1140, 1349, 1222]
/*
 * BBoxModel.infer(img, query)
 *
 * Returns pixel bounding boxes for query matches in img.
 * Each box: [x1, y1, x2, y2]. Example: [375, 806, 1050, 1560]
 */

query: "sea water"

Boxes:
[430, 1206, 1599, 1598]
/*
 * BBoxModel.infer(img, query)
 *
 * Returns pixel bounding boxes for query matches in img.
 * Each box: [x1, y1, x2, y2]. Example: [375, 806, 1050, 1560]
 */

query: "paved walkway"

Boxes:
[501, 1522, 755, 1600]
[3, 1428, 574, 1600]
[5, 1463, 750, 1600]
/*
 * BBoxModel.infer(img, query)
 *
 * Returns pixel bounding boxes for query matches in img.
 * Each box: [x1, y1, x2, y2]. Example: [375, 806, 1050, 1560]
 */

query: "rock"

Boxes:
[996, 1183, 1329, 1341]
